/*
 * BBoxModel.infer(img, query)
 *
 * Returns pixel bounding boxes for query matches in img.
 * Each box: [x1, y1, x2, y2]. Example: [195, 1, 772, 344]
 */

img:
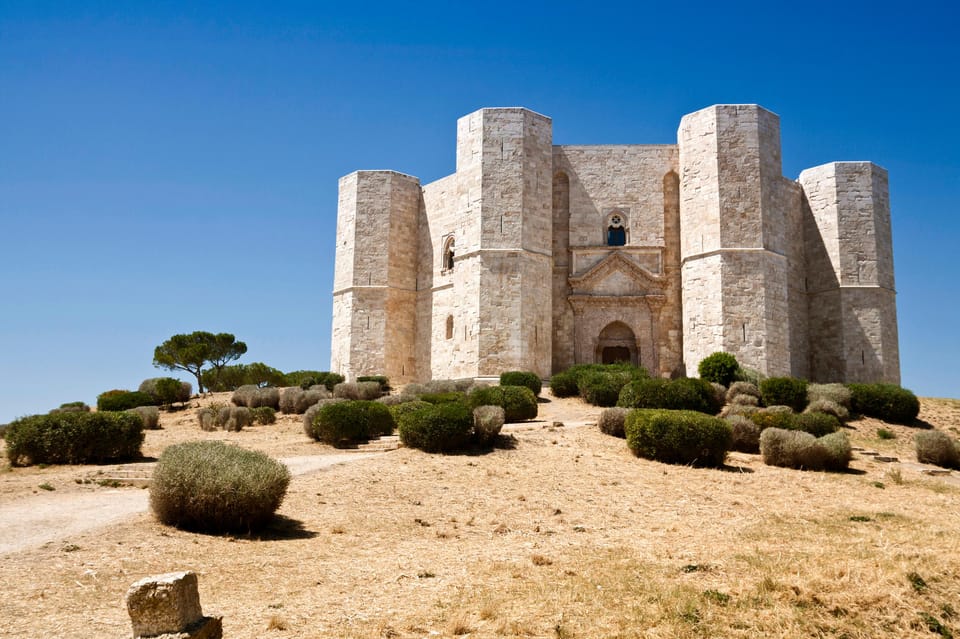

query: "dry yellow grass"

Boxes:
[0, 392, 958, 638]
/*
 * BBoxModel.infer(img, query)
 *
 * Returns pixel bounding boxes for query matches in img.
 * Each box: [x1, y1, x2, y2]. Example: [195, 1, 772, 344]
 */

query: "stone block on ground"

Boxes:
[126, 571, 221, 638]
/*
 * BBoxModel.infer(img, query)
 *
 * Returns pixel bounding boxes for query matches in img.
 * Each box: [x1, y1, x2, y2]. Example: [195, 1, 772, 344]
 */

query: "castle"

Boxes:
[331, 104, 900, 385]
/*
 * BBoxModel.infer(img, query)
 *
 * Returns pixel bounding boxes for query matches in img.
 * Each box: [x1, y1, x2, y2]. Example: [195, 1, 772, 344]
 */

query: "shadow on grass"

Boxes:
[537, 397, 552, 404]
[718, 463, 754, 473]
[911, 418, 936, 430]
[251, 515, 318, 541]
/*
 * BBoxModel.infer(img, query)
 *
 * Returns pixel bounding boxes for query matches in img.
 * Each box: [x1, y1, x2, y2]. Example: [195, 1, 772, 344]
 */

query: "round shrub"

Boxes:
[698, 352, 740, 386]
[469, 386, 538, 422]
[302, 398, 346, 435]
[726, 415, 761, 454]
[759, 428, 851, 471]
[848, 383, 920, 424]
[726, 381, 761, 404]
[598, 407, 630, 438]
[750, 407, 798, 432]
[150, 441, 290, 533]
[280, 387, 327, 414]
[617, 377, 719, 414]
[549, 371, 580, 398]
[398, 402, 474, 453]
[720, 403, 760, 419]
[97, 390, 156, 412]
[625, 409, 731, 467]
[915, 431, 960, 469]
[197, 407, 218, 431]
[232, 385, 281, 409]
[251, 406, 277, 425]
[424, 379, 459, 394]
[577, 371, 623, 407]
[216, 406, 253, 432]
[49, 401, 91, 414]
[309, 400, 394, 446]
[794, 412, 841, 437]
[127, 405, 161, 430]
[376, 394, 403, 407]
[807, 383, 852, 409]
[399, 383, 428, 402]
[499, 371, 542, 396]
[4, 411, 144, 466]
[139, 378, 192, 405]
[357, 375, 391, 393]
[804, 399, 849, 422]
[473, 405, 505, 446]
[388, 399, 433, 424]
[731, 394, 759, 407]
[759, 377, 809, 412]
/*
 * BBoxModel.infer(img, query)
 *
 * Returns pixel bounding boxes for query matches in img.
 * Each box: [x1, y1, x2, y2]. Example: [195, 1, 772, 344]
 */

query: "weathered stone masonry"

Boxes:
[332, 104, 900, 385]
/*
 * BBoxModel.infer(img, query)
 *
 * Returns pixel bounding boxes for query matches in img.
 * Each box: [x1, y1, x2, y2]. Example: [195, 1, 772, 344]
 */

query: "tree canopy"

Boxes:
[153, 332, 247, 393]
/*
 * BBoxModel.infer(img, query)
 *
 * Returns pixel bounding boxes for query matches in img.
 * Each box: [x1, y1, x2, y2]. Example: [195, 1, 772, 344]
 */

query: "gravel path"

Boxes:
[0, 453, 381, 556]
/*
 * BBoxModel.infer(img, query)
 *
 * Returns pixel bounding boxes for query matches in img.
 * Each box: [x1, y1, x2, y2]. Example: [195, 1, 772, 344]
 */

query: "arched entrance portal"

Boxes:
[596, 321, 638, 366]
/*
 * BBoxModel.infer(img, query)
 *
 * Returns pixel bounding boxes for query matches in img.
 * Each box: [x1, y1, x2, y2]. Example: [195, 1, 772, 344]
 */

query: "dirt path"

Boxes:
[0, 453, 381, 556]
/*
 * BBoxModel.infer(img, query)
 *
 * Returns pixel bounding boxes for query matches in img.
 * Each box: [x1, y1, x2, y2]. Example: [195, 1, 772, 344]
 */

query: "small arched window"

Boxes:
[606, 212, 627, 246]
[445, 315, 454, 340]
[442, 236, 455, 273]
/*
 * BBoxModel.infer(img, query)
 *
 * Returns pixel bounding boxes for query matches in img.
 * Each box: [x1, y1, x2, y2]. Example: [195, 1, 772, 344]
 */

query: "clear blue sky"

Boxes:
[1, 1, 958, 422]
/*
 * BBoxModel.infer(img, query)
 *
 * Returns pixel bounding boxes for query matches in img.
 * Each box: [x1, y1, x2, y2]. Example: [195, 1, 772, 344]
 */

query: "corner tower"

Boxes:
[678, 105, 794, 376]
[331, 170, 421, 382]
[457, 108, 554, 377]
[799, 162, 900, 383]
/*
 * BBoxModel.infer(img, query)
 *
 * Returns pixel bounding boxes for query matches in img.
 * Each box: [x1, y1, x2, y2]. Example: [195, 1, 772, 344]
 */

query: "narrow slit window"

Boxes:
[446, 315, 454, 340]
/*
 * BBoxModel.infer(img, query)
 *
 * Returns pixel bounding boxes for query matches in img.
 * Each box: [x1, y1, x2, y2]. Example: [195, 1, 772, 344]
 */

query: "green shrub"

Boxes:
[698, 352, 740, 386]
[279, 387, 328, 414]
[150, 441, 290, 533]
[308, 400, 394, 446]
[617, 377, 720, 414]
[139, 378, 192, 405]
[808, 383, 852, 408]
[915, 431, 960, 469]
[549, 371, 580, 398]
[302, 398, 346, 435]
[794, 411, 840, 437]
[759, 377, 808, 412]
[96, 389, 156, 412]
[760, 428, 851, 471]
[598, 407, 630, 438]
[876, 427, 896, 440]
[399, 382, 428, 402]
[127, 406, 161, 430]
[332, 381, 382, 400]
[216, 406, 253, 432]
[750, 407, 798, 432]
[232, 385, 280, 409]
[388, 400, 432, 423]
[731, 394, 759, 407]
[420, 391, 468, 405]
[726, 381, 761, 404]
[283, 371, 344, 391]
[49, 401, 91, 414]
[804, 399, 849, 422]
[577, 371, 627, 407]
[398, 402, 474, 453]
[499, 371, 542, 396]
[726, 415, 760, 454]
[251, 406, 276, 425]
[468, 386, 538, 422]
[357, 375, 391, 392]
[624, 409, 731, 467]
[848, 383, 920, 424]
[4, 412, 144, 466]
[473, 405, 505, 446]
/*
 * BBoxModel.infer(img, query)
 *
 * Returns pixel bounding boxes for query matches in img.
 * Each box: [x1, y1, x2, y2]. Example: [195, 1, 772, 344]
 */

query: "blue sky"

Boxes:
[1, 1, 958, 422]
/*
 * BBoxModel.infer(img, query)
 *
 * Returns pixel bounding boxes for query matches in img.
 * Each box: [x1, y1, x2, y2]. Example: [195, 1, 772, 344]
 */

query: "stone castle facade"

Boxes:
[331, 104, 900, 384]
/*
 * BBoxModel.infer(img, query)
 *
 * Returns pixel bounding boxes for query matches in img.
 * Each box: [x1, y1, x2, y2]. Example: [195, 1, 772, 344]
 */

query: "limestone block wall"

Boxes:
[679, 104, 793, 377]
[331, 170, 420, 381]
[799, 162, 899, 383]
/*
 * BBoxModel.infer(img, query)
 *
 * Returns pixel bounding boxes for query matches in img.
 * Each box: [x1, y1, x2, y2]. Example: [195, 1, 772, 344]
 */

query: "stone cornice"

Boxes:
[568, 294, 667, 311]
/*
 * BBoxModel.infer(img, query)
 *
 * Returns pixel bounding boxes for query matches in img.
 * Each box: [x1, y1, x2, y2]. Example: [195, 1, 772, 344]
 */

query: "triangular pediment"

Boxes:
[568, 251, 666, 296]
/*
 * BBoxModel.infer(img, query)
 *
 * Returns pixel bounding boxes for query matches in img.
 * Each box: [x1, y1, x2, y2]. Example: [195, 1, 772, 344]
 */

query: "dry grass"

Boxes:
[0, 392, 958, 637]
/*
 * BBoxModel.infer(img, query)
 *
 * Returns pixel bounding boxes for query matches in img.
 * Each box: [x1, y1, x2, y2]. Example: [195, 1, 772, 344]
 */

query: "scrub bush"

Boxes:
[302, 398, 346, 435]
[251, 406, 276, 425]
[848, 383, 920, 424]
[726, 382, 761, 404]
[807, 383, 852, 408]
[127, 405, 161, 430]
[420, 391, 468, 405]
[150, 441, 290, 533]
[750, 406, 798, 432]
[216, 406, 253, 432]
[499, 371, 542, 396]
[232, 385, 280, 409]
[726, 415, 761, 454]
[139, 377, 191, 406]
[357, 375, 391, 392]
[598, 407, 630, 438]
[760, 428, 851, 471]
[548, 371, 580, 398]
[4, 411, 144, 466]
[760, 377, 809, 412]
[468, 386, 538, 422]
[97, 390, 156, 412]
[388, 400, 432, 424]
[617, 377, 720, 414]
[915, 431, 960, 469]
[804, 399, 849, 422]
[279, 387, 328, 414]
[698, 352, 739, 386]
[398, 402, 474, 452]
[473, 405, 505, 445]
[794, 412, 841, 437]
[49, 401, 90, 414]
[624, 409, 731, 467]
